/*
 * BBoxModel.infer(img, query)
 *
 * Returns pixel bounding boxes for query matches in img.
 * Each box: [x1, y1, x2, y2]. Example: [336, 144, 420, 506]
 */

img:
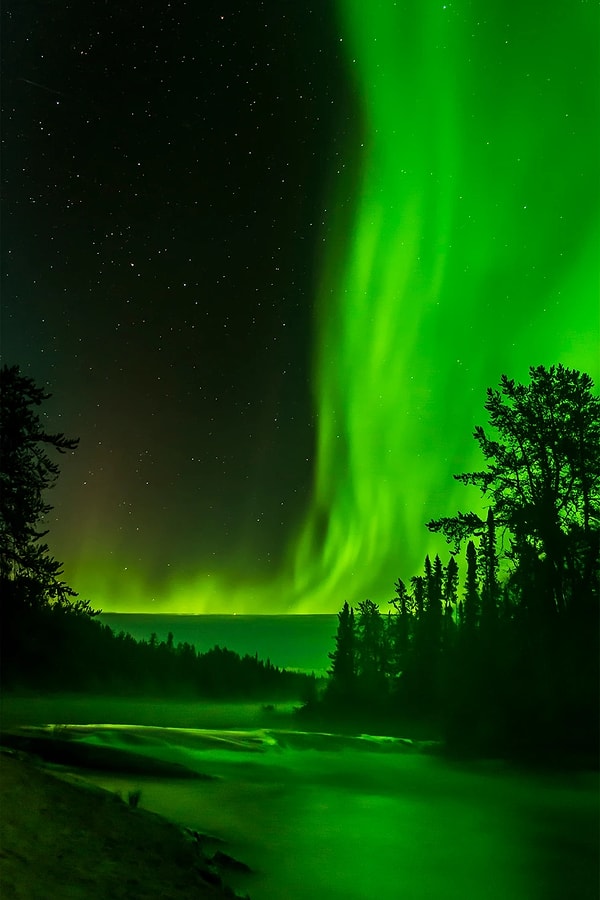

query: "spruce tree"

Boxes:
[411, 575, 425, 624]
[479, 509, 499, 633]
[389, 577, 411, 666]
[0, 365, 93, 613]
[423, 554, 443, 651]
[463, 541, 479, 636]
[326, 601, 356, 705]
[356, 599, 386, 700]
[443, 555, 459, 645]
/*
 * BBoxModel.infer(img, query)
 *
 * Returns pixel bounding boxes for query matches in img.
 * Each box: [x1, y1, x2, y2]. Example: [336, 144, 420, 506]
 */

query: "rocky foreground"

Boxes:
[0, 749, 247, 899]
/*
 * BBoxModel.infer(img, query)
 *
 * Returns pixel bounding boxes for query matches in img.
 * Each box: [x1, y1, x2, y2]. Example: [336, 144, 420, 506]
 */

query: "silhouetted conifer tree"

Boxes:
[388, 578, 412, 672]
[326, 601, 356, 705]
[0, 366, 101, 687]
[463, 541, 479, 637]
[411, 574, 425, 623]
[443, 556, 459, 646]
[356, 599, 386, 700]
[0, 365, 89, 611]
[420, 554, 443, 651]
[479, 509, 499, 634]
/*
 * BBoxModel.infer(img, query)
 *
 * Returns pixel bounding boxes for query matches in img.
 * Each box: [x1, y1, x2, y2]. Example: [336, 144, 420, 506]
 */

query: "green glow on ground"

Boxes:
[71, 1, 598, 613]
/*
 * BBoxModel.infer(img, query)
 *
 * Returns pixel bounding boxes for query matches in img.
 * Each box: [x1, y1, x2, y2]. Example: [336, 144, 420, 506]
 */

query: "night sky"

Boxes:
[2, 1, 598, 613]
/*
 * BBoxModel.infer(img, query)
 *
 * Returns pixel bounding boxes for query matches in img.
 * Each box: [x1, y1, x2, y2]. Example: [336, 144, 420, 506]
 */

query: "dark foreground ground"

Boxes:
[0, 749, 242, 900]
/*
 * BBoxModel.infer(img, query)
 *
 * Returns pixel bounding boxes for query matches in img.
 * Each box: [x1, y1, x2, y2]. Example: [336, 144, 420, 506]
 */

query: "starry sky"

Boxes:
[2, 0, 598, 613]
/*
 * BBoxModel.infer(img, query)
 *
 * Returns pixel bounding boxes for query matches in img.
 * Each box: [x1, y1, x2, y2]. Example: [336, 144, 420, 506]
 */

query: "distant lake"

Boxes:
[98, 614, 337, 676]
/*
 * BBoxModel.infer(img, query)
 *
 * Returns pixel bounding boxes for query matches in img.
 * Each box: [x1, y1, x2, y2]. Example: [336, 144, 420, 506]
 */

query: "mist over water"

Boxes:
[57, 722, 598, 900]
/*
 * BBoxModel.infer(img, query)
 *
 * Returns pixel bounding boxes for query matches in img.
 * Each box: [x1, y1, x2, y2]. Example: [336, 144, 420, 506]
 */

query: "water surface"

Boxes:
[55, 723, 598, 900]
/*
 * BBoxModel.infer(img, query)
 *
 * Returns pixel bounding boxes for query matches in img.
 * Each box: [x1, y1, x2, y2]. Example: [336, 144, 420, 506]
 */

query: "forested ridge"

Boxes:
[2, 598, 309, 699]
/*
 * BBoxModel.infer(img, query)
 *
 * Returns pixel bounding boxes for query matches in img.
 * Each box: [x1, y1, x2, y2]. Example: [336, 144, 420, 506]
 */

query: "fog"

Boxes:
[9, 701, 595, 900]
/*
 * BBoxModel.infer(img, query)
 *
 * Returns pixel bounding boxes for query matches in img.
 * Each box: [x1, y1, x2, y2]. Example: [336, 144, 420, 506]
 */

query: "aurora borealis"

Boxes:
[2, 0, 598, 613]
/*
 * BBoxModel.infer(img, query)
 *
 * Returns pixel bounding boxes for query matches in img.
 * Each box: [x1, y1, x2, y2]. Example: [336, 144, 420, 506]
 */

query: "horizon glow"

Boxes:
[66, 0, 598, 613]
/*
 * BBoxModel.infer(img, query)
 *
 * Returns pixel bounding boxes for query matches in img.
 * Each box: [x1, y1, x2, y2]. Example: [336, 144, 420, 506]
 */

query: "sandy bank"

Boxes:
[0, 749, 242, 899]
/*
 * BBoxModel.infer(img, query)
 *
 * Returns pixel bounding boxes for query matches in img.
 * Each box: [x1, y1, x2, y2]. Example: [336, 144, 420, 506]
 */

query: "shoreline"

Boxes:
[0, 746, 250, 900]
[1, 698, 598, 900]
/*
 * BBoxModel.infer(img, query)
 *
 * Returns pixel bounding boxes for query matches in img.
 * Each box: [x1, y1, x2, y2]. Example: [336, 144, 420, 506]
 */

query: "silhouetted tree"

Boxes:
[443, 556, 459, 646]
[463, 541, 479, 637]
[326, 601, 356, 704]
[428, 365, 599, 621]
[427, 555, 444, 637]
[410, 574, 425, 623]
[355, 599, 386, 700]
[0, 365, 94, 614]
[388, 578, 412, 673]
[479, 509, 499, 634]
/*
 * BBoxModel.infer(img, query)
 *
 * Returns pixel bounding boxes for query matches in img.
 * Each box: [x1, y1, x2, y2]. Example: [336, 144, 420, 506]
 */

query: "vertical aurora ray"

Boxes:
[286, 0, 599, 611]
[64, 1, 598, 614]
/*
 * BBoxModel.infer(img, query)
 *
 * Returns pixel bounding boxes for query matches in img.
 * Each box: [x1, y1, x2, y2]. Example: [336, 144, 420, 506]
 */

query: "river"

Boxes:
[34, 711, 598, 900]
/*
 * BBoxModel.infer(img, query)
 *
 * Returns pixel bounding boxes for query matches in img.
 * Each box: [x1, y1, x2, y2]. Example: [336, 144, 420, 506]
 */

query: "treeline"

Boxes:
[0, 364, 313, 701]
[308, 366, 599, 761]
[1, 595, 311, 699]
[2, 362, 598, 754]
[320, 532, 596, 758]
